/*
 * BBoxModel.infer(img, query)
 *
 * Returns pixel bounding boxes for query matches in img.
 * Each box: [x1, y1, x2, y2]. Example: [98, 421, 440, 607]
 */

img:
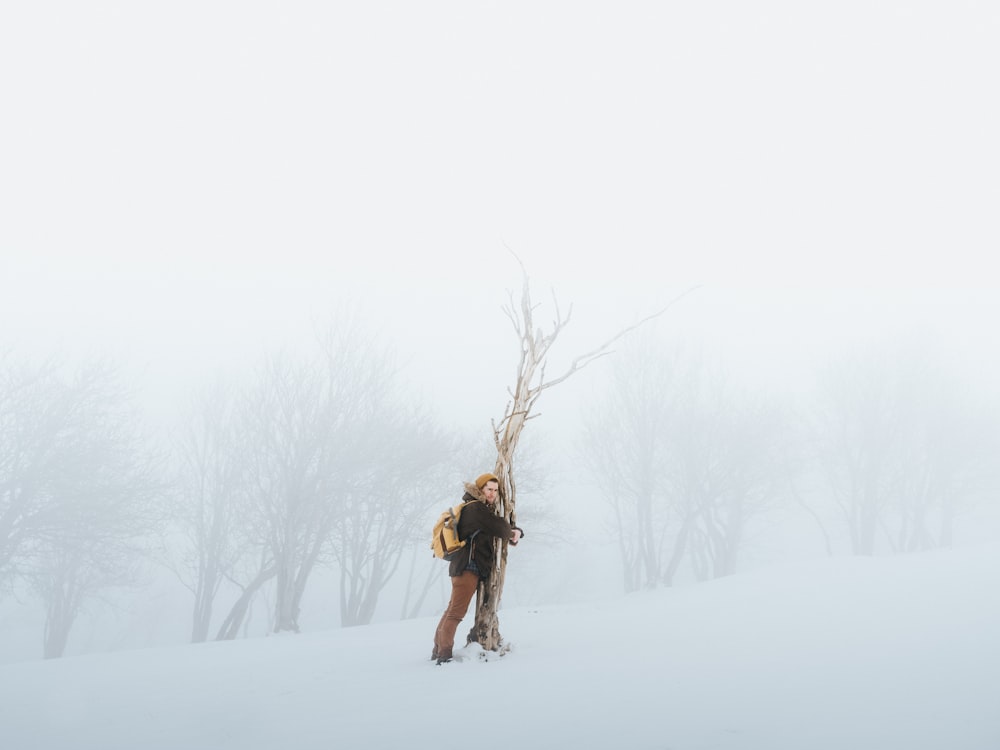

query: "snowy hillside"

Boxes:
[2, 545, 998, 750]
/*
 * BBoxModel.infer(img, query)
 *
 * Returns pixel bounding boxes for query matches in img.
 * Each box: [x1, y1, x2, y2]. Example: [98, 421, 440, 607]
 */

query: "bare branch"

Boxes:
[540, 285, 702, 392]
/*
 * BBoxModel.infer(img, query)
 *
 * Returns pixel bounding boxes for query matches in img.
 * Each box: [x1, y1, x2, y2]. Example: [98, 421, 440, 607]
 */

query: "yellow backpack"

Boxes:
[430, 502, 480, 560]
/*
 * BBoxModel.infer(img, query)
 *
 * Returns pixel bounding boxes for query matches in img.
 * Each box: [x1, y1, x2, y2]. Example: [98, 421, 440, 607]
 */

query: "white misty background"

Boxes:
[1, 2, 998, 748]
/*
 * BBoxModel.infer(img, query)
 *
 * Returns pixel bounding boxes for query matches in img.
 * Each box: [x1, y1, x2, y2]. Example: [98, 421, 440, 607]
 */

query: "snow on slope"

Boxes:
[2, 545, 998, 750]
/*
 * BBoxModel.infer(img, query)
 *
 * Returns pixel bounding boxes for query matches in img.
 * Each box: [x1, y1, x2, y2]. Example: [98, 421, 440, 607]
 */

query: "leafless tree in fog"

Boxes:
[170, 316, 461, 639]
[471, 261, 684, 651]
[0, 357, 163, 658]
[170, 382, 249, 643]
[0, 357, 63, 584]
[581, 338, 786, 589]
[579, 338, 680, 591]
[812, 342, 999, 555]
[898, 380, 1000, 550]
[180, 347, 357, 639]
[239, 349, 360, 634]
[332, 407, 452, 626]
[680, 378, 784, 581]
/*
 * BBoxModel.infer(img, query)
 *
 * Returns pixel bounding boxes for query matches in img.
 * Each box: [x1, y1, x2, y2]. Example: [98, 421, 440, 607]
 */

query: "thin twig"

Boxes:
[540, 285, 702, 391]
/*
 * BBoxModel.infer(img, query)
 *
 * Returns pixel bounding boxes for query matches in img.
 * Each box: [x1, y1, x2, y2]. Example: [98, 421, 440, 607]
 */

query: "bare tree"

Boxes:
[579, 337, 682, 591]
[214, 553, 276, 641]
[812, 342, 999, 555]
[238, 351, 354, 633]
[581, 338, 785, 589]
[332, 406, 454, 627]
[892, 373, 998, 552]
[169, 313, 459, 639]
[0, 357, 71, 584]
[469, 263, 686, 652]
[35, 521, 148, 659]
[812, 346, 909, 555]
[228, 316, 458, 634]
[399, 544, 441, 620]
[180, 352, 344, 640]
[0, 357, 163, 658]
[677, 383, 784, 581]
[170, 382, 249, 642]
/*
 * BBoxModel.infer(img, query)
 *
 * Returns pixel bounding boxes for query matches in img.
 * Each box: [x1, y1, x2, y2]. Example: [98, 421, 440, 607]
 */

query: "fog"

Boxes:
[2, 0, 998, 682]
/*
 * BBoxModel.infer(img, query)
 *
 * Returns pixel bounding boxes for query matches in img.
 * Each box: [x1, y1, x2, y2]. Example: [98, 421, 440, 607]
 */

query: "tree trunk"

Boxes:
[400, 546, 438, 619]
[191, 556, 220, 643]
[661, 511, 695, 586]
[216, 565, 276, 640]
[43, 581, 78, 659]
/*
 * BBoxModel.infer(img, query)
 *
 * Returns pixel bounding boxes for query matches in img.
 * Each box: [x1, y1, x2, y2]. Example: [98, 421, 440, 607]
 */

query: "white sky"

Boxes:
[2, 2, 998, 424]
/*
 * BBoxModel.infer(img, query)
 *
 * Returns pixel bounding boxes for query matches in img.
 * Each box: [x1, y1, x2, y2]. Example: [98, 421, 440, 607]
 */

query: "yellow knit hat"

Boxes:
[475, 472, 499, 489]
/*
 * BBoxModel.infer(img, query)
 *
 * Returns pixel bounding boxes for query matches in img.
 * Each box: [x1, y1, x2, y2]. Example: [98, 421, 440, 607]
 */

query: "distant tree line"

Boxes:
[3, 314, 999, 658]
[0, 316, 464, 658]
[168, 318, 458, 641]
[579, 332, 1000, 592]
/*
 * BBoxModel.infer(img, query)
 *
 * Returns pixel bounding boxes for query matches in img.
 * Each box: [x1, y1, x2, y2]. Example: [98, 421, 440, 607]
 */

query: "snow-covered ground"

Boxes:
[2, 544, 997, 750]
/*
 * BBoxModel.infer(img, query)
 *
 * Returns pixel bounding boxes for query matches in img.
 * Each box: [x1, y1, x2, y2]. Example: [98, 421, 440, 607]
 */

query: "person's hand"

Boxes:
[510, 528, 522, 545]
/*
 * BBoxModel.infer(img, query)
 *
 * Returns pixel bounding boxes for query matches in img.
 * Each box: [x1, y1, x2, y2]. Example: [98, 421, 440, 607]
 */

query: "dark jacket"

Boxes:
[448, 482, 520, 578]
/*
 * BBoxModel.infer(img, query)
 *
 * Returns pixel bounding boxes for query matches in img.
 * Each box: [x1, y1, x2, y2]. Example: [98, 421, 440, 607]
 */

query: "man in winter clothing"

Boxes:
[432, 472, 523, 664]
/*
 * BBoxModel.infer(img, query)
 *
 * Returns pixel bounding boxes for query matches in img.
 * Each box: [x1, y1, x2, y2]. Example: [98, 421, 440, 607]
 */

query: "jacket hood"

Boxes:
[464, 482, 488, 502]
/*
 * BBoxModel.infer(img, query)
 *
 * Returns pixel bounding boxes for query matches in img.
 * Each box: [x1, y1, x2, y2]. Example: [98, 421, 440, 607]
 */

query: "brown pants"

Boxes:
[433, 570, 479, 658]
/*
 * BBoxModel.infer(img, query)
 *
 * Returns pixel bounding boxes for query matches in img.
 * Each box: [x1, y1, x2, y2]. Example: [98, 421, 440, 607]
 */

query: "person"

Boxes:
[432, 472, 523, 664]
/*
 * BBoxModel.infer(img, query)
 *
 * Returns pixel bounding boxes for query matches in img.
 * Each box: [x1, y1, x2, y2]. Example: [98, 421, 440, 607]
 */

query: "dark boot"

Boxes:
[436, 648, 453, 665]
